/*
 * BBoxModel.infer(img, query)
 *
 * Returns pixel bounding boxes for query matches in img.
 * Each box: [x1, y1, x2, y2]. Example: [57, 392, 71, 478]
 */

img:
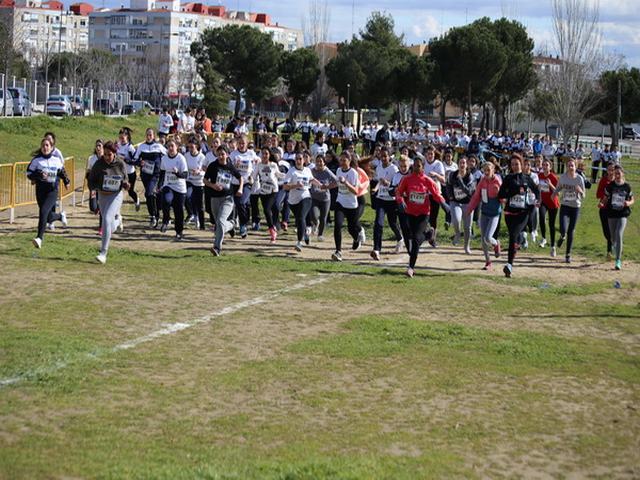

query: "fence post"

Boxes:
[89, 88, 94, 114]
[10, 164, 16, 224]
[11, 76, 16, 88]
[22, 78, 26, 89]
[58, 84, 62, 96]
[33, 80, 38, 108]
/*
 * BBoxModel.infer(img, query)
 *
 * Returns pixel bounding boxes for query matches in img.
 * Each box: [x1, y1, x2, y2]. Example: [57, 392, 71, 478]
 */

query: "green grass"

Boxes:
[1, 231, 639, 478]
[0, 114, 158, 166]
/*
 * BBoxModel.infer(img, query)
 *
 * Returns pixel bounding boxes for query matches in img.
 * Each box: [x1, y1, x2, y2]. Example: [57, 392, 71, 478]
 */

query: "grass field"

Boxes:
[1, 193, 639, 478]
[0, 115, 158, 165]
[1, 117, 640, 478]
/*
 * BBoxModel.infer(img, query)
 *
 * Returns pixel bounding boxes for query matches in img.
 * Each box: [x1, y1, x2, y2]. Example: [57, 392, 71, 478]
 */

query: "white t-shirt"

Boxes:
[253, 162, 280, 195]
[118, 142, 136, 175]
[87, 154, 99, 170]
[230, 149, 258, 184]
[185, 151, 206, 187]
[424, 160, 445, 192]
[374, 163, 399, 201]
[160, 153, 188, 194]
[335, 167, 359, 209]
[310, 143, 328, 159]
[158, 113, 173, 134]
[284, 166, 313, 205]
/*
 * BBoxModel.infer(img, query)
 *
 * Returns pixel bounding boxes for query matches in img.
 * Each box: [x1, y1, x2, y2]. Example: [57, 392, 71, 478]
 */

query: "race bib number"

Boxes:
[563, 189, 577, 202]
[539, 180, 549, 192]
[262, 181, 275, 194]
[481, 188, 488, 203]
[102, 174, 122, 192]
[188, 172, 203, 183]
[141, 161, 155, 175]
[42, 167, 57, 183]
[236, 159, 250, 174]
[409, 191, 426, 205]
[509, 194, 526, 209]
[377, 185, 391, 199]
[611, 193, 626, 209]
[338, 181, 350, 195]
[453, 187, 467, 201]
[216, 171, 232, 190]
[165, 172, 179, 185]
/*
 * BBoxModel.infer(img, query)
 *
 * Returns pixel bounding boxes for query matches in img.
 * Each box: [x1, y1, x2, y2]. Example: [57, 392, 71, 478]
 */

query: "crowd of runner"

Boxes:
[25, 118, 635, 277]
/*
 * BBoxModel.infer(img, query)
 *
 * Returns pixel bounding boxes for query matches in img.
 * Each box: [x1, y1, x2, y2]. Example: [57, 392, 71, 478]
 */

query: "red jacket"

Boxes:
[596, 176, 612, 201]
[538, 172, 559, 210]
[396, 172, 445, 216]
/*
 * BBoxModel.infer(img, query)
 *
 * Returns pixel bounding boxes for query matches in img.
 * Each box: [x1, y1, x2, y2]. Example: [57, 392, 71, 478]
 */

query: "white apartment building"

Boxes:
[0, 0, 90, 68]
[88, 0, 303, 96]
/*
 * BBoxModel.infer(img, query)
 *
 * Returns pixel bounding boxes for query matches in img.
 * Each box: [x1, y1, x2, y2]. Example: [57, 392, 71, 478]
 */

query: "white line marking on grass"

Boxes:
[0, 274, 335, 389]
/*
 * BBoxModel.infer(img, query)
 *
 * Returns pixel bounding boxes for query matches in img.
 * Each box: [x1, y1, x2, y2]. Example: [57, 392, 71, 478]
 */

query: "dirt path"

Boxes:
[2, 198, 639, 285]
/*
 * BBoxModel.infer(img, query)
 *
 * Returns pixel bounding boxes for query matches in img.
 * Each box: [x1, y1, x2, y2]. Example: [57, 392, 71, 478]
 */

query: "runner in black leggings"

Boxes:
[498, 154, 539, 278]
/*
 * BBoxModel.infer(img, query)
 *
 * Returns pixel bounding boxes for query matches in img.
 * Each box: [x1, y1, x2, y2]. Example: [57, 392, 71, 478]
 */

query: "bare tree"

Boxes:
[303, 0, 331, 119]
[546, 0, 612, 146]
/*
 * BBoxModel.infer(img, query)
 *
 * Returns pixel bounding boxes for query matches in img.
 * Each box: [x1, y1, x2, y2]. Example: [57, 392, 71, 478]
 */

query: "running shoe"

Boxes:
[174, 233, 183, 242]
[352, 238, 362, 251]
[464, 246, 471, 254]
[281, 221, 288, 232]
[98, 228, 103, 236]
[117, 216, 124, 233]
[46, 222, 55, 231]
[295, 241, 303, 252]
[318, 235, 325, 242]
[370, 250, 380, 261]
[557, 235, 565, 248]
[451, 234, 460, 246]
[209, 246, 220, 257]
[304, 227, 311, 245]
[483, 261, 492, 271]
[60, 211, 68, 227]
[494, 241, 501, 258]
[531, 231, 538, 244]
[426, 227, 436, 248]
[269, 227, 277, 243]
[539, 238, 547, 248]
[565, 256, 571, 264]
[252, 222, 260, 231]
[395, 240, 404, 254]
[551, 246, 557, 257]
[229, 228, 235, 238]
[135, 199, 141, 212]
[331, 250, 342, 262]
[32, 237, 42, 249]
[149, 217, 157, 228]
[160, 223, 168, 233]
[96, 253, 107, 264]
[405, 267, 414, 278]
[606, 251, 613, 261]
[615, 260, 622, 270]
[358, 227, 366, 244]
[240, 226, 248, 239]
[503, 263, 512, 278]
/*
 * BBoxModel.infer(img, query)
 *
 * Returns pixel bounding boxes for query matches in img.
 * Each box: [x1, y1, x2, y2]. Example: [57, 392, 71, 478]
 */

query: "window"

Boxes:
[110, 16, 127, 25]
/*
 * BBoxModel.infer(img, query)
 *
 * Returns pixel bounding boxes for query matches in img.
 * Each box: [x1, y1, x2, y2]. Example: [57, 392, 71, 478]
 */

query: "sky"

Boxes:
[91, 0, 640, 67]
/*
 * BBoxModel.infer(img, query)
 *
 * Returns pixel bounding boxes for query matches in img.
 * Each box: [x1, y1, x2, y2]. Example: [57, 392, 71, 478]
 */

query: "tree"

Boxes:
[490, 18, 536, 131]
[545, 0, 613, 147]
[303, 0, 331, 119]
[281, 47, 320, 120]
[430, 19, 508, 132]
[590, 68, 640, 145]
[525, 88, 554, 135]
[388, 50, 434, 126]
[191, 24, 283, 116]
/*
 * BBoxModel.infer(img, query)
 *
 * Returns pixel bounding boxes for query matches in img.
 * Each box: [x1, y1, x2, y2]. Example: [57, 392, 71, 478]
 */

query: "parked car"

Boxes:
[130, 100, 154, 113]
[415, 119, 432, 130]
[622, 126, 640, 140]
[122, 104, 134, 115]
[0, 89, 14, 116]
[444, 118, 464, 129]
[46, 95, 72, 116]
[8, 87, 32, 116]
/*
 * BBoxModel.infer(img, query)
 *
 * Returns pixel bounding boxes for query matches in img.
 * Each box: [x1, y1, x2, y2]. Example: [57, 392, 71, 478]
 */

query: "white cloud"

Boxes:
[411, 14, 442, 40]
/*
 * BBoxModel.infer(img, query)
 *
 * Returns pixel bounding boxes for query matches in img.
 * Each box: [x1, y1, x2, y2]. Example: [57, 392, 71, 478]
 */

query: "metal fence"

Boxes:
[0, 157, 77, 223]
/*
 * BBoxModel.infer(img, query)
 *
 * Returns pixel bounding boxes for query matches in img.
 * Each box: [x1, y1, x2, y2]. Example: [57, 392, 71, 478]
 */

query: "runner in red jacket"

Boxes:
[395, 156, 448, 277]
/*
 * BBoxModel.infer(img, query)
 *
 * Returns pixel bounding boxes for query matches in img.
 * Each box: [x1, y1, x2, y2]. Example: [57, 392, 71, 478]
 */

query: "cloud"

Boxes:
[411, 14, 441, 40]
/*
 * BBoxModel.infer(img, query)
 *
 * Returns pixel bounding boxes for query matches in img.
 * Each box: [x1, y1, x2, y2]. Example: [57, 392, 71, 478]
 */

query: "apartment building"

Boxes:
[88, 0, 303, 96]
[0, 0, 90, 67]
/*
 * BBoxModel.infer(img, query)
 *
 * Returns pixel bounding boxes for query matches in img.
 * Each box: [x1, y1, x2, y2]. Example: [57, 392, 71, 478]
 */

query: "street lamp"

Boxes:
[346, 83, 351, 113]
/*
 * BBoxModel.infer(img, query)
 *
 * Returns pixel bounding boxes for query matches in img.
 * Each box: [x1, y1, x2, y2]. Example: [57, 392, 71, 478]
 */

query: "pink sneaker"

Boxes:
[493, 241, 501, 258]
[269, 227, 277, 243]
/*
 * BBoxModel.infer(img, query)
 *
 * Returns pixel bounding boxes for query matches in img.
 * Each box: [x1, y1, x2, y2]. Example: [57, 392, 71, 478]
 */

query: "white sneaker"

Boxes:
[60, 211, 68, 227]
[135, 199, 141, 212]
[464, 246, 472, 254]
[331, 250, 342, 262]
[370, 250, 380, 261]
[358, 227, 366, 244]
[531, 231, 538, 244]
[295, 241, 303, 252]
[32, 237, 42, 249]
[46, 222, 55, 231]
[395, 240, 404, 254]
[305, 226, 312, 237]
[551, 246, 557, 257]
[539, 238, 547, 248]
[96, 253, 107, 264]
[318, 235, 325, 242]
[117, 216, 124, 233]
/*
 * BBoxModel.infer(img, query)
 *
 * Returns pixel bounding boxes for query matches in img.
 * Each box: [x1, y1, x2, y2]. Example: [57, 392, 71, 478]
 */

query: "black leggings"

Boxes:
[559, 205, 580, 257]
[311, 198, 331, 236]
[539, 204, 558, 246]
[373, 200, 402, 251]
[407, 214, 429, 269]
[161, 187, 185, 234]
[599, 208, 612, 253]
[429, 197, 440, 230]
[505, 212, 529, 264]
[334, 202, 361, 251]
[289, 197, 312, 242]
[186, 183, 204, 229]
[141, 173, 159, 218]
[259, 193, 276, 229]
[251, 194, 261, 224]
[127, 172, 138, 204]
[356, 195, 366, 221]
[36, 186, 61, 239]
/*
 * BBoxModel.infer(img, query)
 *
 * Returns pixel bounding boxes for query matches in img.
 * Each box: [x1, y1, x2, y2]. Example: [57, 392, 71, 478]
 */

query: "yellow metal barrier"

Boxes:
[0, 157, 77, 223]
